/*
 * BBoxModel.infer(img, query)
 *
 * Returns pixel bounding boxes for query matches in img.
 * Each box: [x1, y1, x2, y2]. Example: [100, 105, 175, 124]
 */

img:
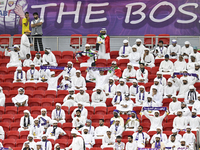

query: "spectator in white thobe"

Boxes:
[165, 134, 180, 149]
[18, 110, 34, 132]
[169, 95, 181, 115]
[155, 71, 167, 87]
[110, 110, 124, 127]
[117, 39, 132, 60]
[37, 108, 52, 131]
[71, 102, 88, 119]
[117, 94, 134, 114]
[23, 54, 33, 67]
[41, 135, 52, 150]
[62, 89, 77, 108]
[46, 120, 66, 140]
[150, 79, 163, 95]
[154, 40, 168, 59]
[5, 45, 22, 68]
[91, 87, 106, 107]
[116, 78, 129, 95]
[176, 139, 192, 150]
[168, 129, 182, 143]
[174, 55, 187, 72]
[63, 61, 76, 78]
[57, 74, 72, 90]
[71, 70, 86, 90]
[184, 85, 198, 106]
[13, 66, 26, 83]
[47, 71, 65, 91]
[159, 54, 174, 74]
[173, 110, 188, 131]
[188, 109, 200, 131]
[0, 126, 4, 140]
[72, 109, 86, 130]
[39, 68, 51, 82]
[82, 127, 95, 149]
[132, 39, 146, 55]
[187, 55, 196, 72]
[112, 90, 125, 107]
[122, 63, 136, 82]
[20, 29, 33, 59]
[183, 126, 196, 150]
[33, 52, 42, 67]
[26, 62, 40, 83]
[192, 94, 200, 114]
[125, 111, 140, 132]
[12, 88, 29, 107]
[135, 86, 147, 106]
[42, 48, 58, 66]
[130, 79, 140, 98]
[126, 135, 137, 150]
[168, 39, 181, 59]
[128, 46, 141, 67]
[190, 46, 200, 63]
[82, 119, 95, 136]
[141, 48, 155, 67]
[101, 128, 115, 149]
[75, 88, 90, 106]
[150, 127, 168, 145]
[142, 95, 158, 115]
[180, 102, 191, 117]
[0, 87, 5, 107]
[29, 118, 44, 139]
[151, 86, 163, 106]
[164, 79, 177, 98]
[110, 118, 124, 137]
[103, 77, 116, 98]
[22, 135, 36, 150]
[177, 77, 191, 98]
[136, 63, 148, 83]
[181, 41, 193, 59]
[51, 103, 66, 124]
[95, 119, 109, 139]
[144, 110, 167, 131]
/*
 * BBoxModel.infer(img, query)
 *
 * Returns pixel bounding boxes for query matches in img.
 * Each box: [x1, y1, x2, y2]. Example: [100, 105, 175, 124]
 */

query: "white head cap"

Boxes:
[68, 61, 73, 64]
[76, 70, 81, 73]
[172, 128, 177, 133]
[17, 66, 22, 70]
[36, 142, 42, 146]
[186, 126, 191, 129]
[41, 108, 47, 112]
[132, 45, 137, 49]
[14, 45, 19, 48]
[154, 78, 160, 82]
[112, 61, 117, 64]
[107, 128, 111, 132]
[27, 134, 34, 138]
[56, 103, 61, 107]
[119, 78, 125, 82]
[180, 138, 186, 142]
[147, 94, 152, 98]
[101, 28, 107, 32]
[42, 134, 48, 137]
[54, 143, 60, 150]
[192, 109, 197, 113]
[34, 118, 39, 122]
[52, 120, 58, 124]
[23, 110, 30, 114]
[115, 118, 120, 122]
[123, 39, 129, 44]
[136, 39, 142, 42]
[132, 79, 138, 83]
[139, 85, 145, 89]
[144, 48, 150, 51]
[172, 39, 177, 43]
[185, 41, 190, 45]
[85, 44, 90, 47]
[109, 77, 114, 81]
[71, 129, 79, 134]
[155, 135, 161, 138]
[30, 62, 35, 66]
[156, 71, 162, 75]
[189, 85, 195, 90]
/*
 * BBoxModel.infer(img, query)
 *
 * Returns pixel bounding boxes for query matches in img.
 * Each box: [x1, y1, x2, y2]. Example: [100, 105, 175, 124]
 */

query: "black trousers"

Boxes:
[33, 35, 44, 51]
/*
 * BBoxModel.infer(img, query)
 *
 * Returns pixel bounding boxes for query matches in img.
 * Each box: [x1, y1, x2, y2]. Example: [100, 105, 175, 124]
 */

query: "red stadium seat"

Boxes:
[13, 34, 22, 45]
[4, 74, 14, 82]
[58, 59, 68, 67]
[91, 115, 104, 123]
[44, 106, 54, 114]
[0, 34, 11, 48]
[141, 116, 150, 123]
[54, 98, 64, 105]
[144, 34, 156, 47]
[0, 51, 2, 58]
[36, 83, 48, 90]
[163, 122, 173, 131]
[110, 51, 119, 59]
[14, 114, 24, 122]
[167, 115, 176, 123]
[155, 59, 164, 67]
[45, 90, 57, 98]
[1, 82, 12, 91]
[0, 122, 10, 132]
[106, 98, 113, 107]
[69, 106, 78, 114]
[6, 131, 19, 139]
[7, 67, 17, 74]
[104, 114, 113, 125]
[95, 107, 107, 115]
[7, 90, 18, 98]
[12, 82, 24, 90]
[86, 82, 95, 91]
[107, 59, 118, 67]
[1, 114, 14, 123]
[148, 74, 157, 82]
[0, 106, 4, 115]
[20, 131, 29, 139]
[28, 98, 41, 106]
[163, 131, 172, 138]
[55, 139, 68, 148]
[32, 90, 45, 98]
[158, 34, 170, 46]
[86, 34, 98, 48]
[95, 59, 107, 67]
[85, 106, 94, 115]
[107, 106, 116, 114]
[5, 106, 17, 114]
[90, 148, 102, 150]
[163, 98, 172, 107]
[151, 67, 159, 74]
[57, 91, 68, 98]
[52, 51, 62, 60]
[10, 122, 20, 131]
[62, 51, 74, 59]
[93, 139, 102, 147]
[31, 106, 42, 115]
[0, 59, 9, 67]
[0, 67, 7, 77]
[3, 139, 15, 147]
[24, 83, 36, 90]
[133, 107, 142, 114]
[140, 122, 150, 131]
[70, 34, 82, 50]
[118, 59, 129, 67]
[122, 131, 134, 139]
[41, 98, 53, 107]
[65, 114, 72, 122]
[16, 139, 27, 147]
[62, 123, 73, 131]
[71, 60, 80, 68]
[18, 106, 30, 114]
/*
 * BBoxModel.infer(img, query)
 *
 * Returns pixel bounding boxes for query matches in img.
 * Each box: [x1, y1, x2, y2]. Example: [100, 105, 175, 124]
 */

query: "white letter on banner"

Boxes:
[125, 3, 146, 24]
[149, 1, 176, 23]
[85, 3, 109, 23]
[177, 3, 198, 24]
[31, 3, 57, 19]
[57, 1, 82, 24]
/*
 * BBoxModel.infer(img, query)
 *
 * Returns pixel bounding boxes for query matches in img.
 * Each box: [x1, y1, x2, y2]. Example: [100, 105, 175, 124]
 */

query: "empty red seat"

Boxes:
[86, 82, 95, 91]
[7, 67, 17, 74]
[16, 139, 27, 147]
[106, 98, 112, 107]
[18, 106, 30, 114]
[61, 106, 68, 114]
[104, 114, 113, 125]
[52, 51, 62, 59]
[45, 90, 57, 98]
[62, 123, 73, 131]
[24, 83, 36, 90]
[158, 34, 170, 46]
[44, 106, 54, 114]
[55, 139, 68, 148]
[65, 114, 72, 122]
[167, 115, 176, 123]
[14, 114, 24, 122]
[6, 131, 19, 139]
[140, 122, 150, 131]
[1, 114, 14, 123]
[13, 34, 22, 45]
[69, 106, 78, 114]
[32, 90, 45, 98]
[4, 74, 14, 82]
[5, 106, 17, 114]
[70, 34, 82, 50]
[31, 106, 42, 115]
[93, 139, 102, 147]
[12, 82, 24, 90]
[20, 131, 29, 139]
[95, 107, 107, 115]
[91, 115, 104, 123]
[0, 122, 10, 132]
[41, 98, 53, 107]
[58, 59, 68, 67]
[54, 98, 64, 105]
[133, 107, 142, 114]
[57, 91, 68, 98]
[36, 83, 48, 90]
[110, 51, 119, 59]
[107, 106, 116, 114]
[62, 51, 74, 59]
[144, 34, 156, 47]
[118, 59, 129, 67]
[10, 122, 20, 131]
[0, 34, 11, 48]
[163, 122, 173, 131]
[122, 131, 134, 139]
[163, 98, 172, 107]
[86, 34, 98, 48]
[151, 67, 159, 74]
[3, 139, 15, 147]
[0, 66, 7, 75]
[0, 106, 4, 115]
[163, 131, 172, 138]
[95, 59, 107, 67]
[85, 106, 94, 115]
[28, 98, 41, 106]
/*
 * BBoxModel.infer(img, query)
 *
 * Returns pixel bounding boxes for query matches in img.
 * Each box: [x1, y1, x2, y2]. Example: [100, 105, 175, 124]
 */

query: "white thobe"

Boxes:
[168, 134, 182, 143]
[150, 133, 168, 145]
[95, 126, 109, 139]
[82, 133, 95, 149]
[18, 116, 34, 132]
[159, 60, 174, 74]
[71, 76, 86, 90]
[125, 117, 140, 132]
[141, 53, 155, 67]
[126, 141, 137, 150]
[150, 84, 163, 95]
[22, 141, 36, 150]
[165, 141, 180, 149]
[0, 92, 5, 107]
[42, 52, 58, 66]
[110, 117, 124, 127]
[136, 69, 148, 83]
[37, 115, 52, 129]
[116, 84, 129, 95]
[75, 93, 90, 106]
[144, 111, 167, 131]
[192, 100, 200, 114]
[82, 125, 95, 136]
[112, 95, 125, 106]
[128, 52, 141, 67]
[189, 52, 200, 63]
[181, 46, 193, 59]
[23, 59, 33, 67]
[152, 92, 163, 106]
[12, 94, 29, 107]
[169, 101, 181, 115]
[164, 85, 176, 98]
[20, 34, 31, 59]
[177, 83, 190, 98]
[176, 146, 192, 150]
[29, 125, 44, 139]
[132, 44, 146, 55]
[180, 107, 191, 117]
[187, 62, 196, 72]
[63, 67, 76, 78]
[132, 132, 150, 148]
[103, 83, 117, 98]
[41, 140, 52, 150]
[5, 50, 22, 68]
[117, 100, 134, 112]
[86, 70, 98, 82]
[130, 85, 140, 98]
[0, 126, 4, 140]
[91, 92, 106, 107]
[26, 69, 40, 83]
[155, 77, 167, 87]
[110, 124, 124, 137]
[66, 135, 85, 150]
[180, 76, 196, 86]
[174, 60, 187, 72]
[101, 134, 115, 149]
[183, 132, 195, 149]
[173, 116, 188, 130]
[71, 108, 88, 119]
[58, 79, 72, 90]
[167, 44, 181, 59]
[46, 126, 66, 140]
[72, 116, 86, 128]
[135, 92, 148, 106]
[122, 68, 136, 82]
[47, 72, 63, 91]
[33, 57, 42, 66]
[154, 46, 168, 59]
[51, 109, 66, 124]
[184, 91, 198, 106]
[142, 101, 158, 115]
[188, 116, 200, 131]
[117, 45, 132, 60]
[39, 69, 51, 82]
[96, 35, 110, 59]
[62, 94, 77, 108]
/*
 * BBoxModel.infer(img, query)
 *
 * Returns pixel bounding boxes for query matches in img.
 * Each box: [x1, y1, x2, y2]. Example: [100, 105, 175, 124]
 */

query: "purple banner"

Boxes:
[1, 0, 200, 36]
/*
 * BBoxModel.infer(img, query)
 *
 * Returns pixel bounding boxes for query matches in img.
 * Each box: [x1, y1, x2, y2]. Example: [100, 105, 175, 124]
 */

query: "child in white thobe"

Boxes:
[23, 54, 33, 67]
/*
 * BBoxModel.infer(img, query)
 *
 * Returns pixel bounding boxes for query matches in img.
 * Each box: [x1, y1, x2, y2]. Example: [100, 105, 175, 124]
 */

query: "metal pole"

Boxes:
[57, 37, 59, 51]
[33, 37, 35, 51]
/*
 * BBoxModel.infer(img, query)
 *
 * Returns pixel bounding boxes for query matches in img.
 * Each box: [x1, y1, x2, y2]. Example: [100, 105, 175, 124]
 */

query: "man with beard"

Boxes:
[31, 12, 44, 52]
[183, 126, 196, 150]
[117, 39, 132, 60]
[26, 62, 39, 83]
[174, 55, 187, 72]
[51, 103, 66, 124]
[110, 119, 124, 137]
[23, 142, 31, 150]
[167, 39, 181, 59]
[114, 136, 125, 150]
[116, 78, 129, 95]
[101, 128, 115, 149]
[33, 52, 43, 67]
[177, 78, 191, 98]
[135, 86, 148, 106]
[65, 129, 86, 150]
[62, 89, 77, 108]
[41, 134, 52, 150]
[142, 94, 158, 115]
[18, 110, 33, 132]
[169, 95, 181, 115]
[164, 79, 177, 98]
[29, 118, 44, 139]
[36, 142, 43, 150]
[71, 70, 86, 90]
[37, 108, 52, 132]
[82, 119, 95, 136]
[151, 135, 165, 150]
[13, 67, 26, 83]
[125, 111, 140, 132]
[110, 110, 124, 127]
[184, 85, 198, 106]
[12, 88, 29, 107]
[150, 127, 168, 145]
[122, 63, 136, 82]
[75, 88, 90, 106]
[82, 127, 95, 149]
[168, 129, 182, 143]
[132, 39, 146, 55]
[159, 54, 174, 74]
[150, 78, 163, 95]
[112, 90, 124, 107]
[46, 120, 66, 140]
[154, 40, 168, 59]
[103, 77, 116, 98]
[151, 87, 163, 107]
[136, 63, 148, 83]
[54, 143, 64, 150]
[180, 102, 191, 117]
[165, 135, 180, 149]
[181, 41, 193, 59]
[63, 61, 76, 78]
[176, 139, 192, 150]
[173, 110, 188, 131]
[42, 48, 58, 66]
[130, 79, 139, 98]
[72, 110, 86, 130]
[22, 134, 36, 150]
[155, 71, 167, 87]
[91, 87, 106, 107]
[126, 135, 137, 150]
[192, 94, 200, 114]
[189, 109, 200, 131]
[71, 102, 88, 119]
[5, 45, 22, 68]
[141, 48, 155, 67]
[128, 46, 141, 67]
[94, 119, 109, 139]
